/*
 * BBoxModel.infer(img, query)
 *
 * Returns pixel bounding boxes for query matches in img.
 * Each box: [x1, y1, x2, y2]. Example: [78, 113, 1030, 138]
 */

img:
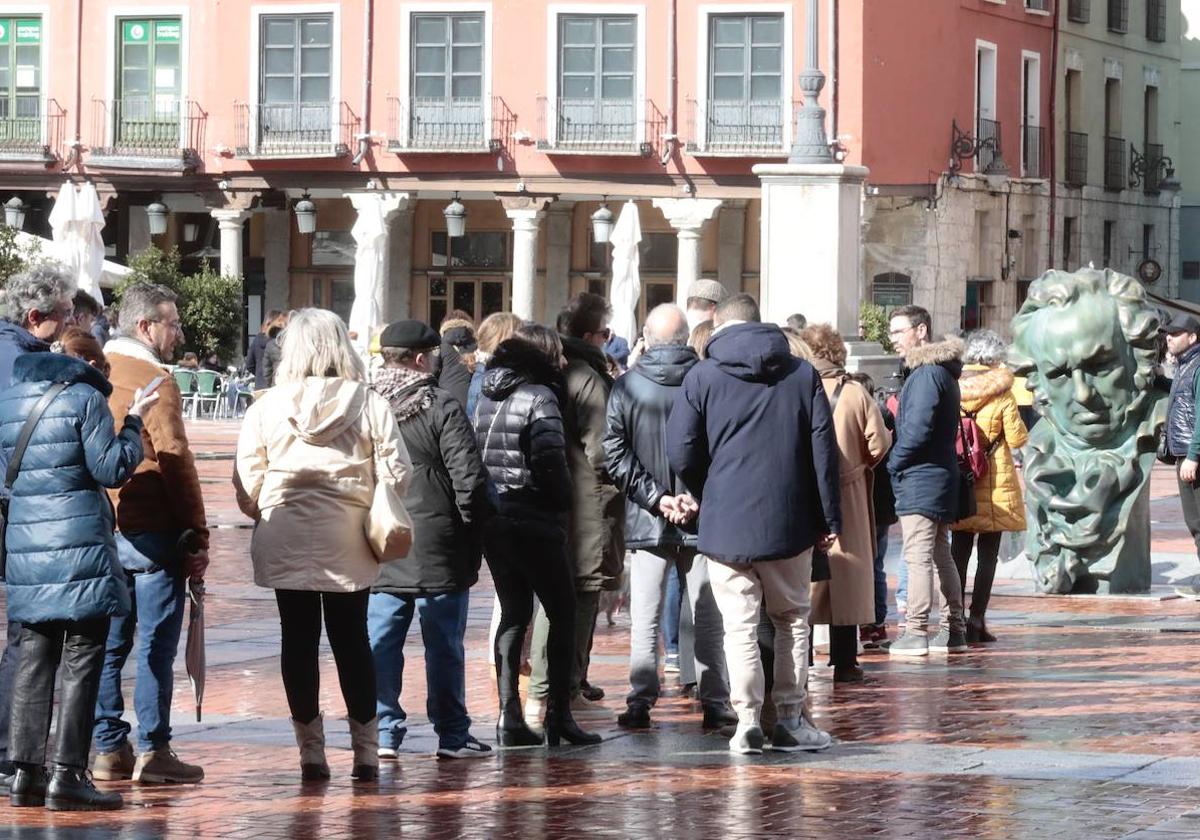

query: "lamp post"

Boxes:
[789, 0, 833, 164]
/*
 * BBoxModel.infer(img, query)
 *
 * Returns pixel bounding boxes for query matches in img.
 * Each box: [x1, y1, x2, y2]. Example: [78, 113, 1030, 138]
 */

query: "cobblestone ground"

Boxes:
[3, 421, 1200, 839]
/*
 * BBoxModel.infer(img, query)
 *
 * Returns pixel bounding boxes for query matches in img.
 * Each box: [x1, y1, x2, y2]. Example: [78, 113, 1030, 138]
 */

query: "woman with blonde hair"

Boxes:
[235, 309, 412, 783]
[468, 312, 523, 418]
[688, 320, 714, 360]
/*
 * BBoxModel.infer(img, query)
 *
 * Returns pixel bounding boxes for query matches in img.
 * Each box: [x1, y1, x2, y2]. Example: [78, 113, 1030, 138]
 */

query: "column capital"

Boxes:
[652, 197, 723, 232]
[211, 208, 250, 227]
[499, 195, 554, 218]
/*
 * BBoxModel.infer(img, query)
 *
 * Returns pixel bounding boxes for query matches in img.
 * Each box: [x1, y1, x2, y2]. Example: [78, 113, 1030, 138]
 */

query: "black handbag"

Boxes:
[0, 383, 69, 580]
[954, 468, 978, 523]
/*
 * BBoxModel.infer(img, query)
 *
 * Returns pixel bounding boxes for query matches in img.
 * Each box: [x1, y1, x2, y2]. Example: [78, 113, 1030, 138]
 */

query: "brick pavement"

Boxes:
[2, 421, 1200, 839]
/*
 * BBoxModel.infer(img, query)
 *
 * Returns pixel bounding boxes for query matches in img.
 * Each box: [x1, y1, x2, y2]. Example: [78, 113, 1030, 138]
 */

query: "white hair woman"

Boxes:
[234, 309, 412, 782]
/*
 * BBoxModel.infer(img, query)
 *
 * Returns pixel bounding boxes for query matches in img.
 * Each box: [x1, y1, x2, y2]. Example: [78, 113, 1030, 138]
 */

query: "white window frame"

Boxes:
[695, 4, 793, 153]
[1021, 50, 1041, 177]
[975, 39, 998, 125]
[0, 4, 52, 148]
[248, 3, 341, 155]
[398, 2, 492, 150]
[545, 4, 646, 150]
[104, 6, 191, 151]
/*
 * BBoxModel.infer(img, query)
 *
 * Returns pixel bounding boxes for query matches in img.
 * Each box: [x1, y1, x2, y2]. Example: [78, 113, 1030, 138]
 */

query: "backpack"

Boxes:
[956, 410, 1001, 481]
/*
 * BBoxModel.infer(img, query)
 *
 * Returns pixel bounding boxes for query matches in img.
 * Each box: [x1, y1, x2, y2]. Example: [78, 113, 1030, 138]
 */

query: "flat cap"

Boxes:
[379, 319, 440, 350]
[1162, 312, 1200, 336]
[686, 279, 729, 305]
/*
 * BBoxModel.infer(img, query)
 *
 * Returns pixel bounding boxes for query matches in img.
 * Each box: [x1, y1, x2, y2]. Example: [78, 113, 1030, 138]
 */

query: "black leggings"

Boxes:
[485, 521, 577, 709]
[274, 589, 375, 725]
[950, 531, 1001, 618]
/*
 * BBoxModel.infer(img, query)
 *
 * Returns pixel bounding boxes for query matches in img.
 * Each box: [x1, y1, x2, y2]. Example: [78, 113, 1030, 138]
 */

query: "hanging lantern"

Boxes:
[443, 195, 467, 238]
[294, 196, 317, 234]
[591, 203, 614, 244]
[146, 201, 168, 236]
[4, 196, 26, 230]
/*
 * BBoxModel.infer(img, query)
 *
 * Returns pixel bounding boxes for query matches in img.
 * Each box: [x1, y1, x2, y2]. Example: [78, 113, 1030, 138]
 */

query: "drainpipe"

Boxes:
[351, 0, 374, 167]
[62, 0, 84, 170]
[1047, 0, 1060, 269]
[660, 0, 677, 166]
[829, 0, 838, 146]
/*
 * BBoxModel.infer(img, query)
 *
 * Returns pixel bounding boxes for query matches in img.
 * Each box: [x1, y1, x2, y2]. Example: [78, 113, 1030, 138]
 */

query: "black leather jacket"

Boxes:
[602, 343, 699, 550]
[473, 340, 572, 531]
[1167, 343, 1200, 458]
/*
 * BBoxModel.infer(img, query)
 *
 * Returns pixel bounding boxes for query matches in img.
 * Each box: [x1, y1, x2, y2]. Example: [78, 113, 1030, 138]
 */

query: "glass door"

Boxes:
[116, 19, 182, 147]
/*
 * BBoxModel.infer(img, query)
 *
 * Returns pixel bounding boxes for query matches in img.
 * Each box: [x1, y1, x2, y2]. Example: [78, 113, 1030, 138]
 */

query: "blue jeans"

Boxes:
[873, 524, 891, 626]
[662, 566, 683, 656]
[93, 532, 186, 754]
[367, 590, 471, 751]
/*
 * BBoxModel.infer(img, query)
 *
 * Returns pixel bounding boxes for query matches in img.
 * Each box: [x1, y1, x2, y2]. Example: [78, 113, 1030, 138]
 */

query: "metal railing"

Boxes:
[234, 100, 356, 158]
[976, 117, 1001, 173]
[1142, 142, 1164, 194]
[1146, 0, 1167, 41]
[1104, 135, 1125, 190]
[90, 98, 205, 162]
[685, 98, 792, 155]
[1108, 0, 1128, 32]
[537, 97, 654, 154]
[1066, 131, 1088, 186]
[1025, 0, 1050, 11]
[1022, 124, 1047, 178]
[387, 96, 503, 153]
[1069, 0, 1090, 22]
[0, 96, 63, 159]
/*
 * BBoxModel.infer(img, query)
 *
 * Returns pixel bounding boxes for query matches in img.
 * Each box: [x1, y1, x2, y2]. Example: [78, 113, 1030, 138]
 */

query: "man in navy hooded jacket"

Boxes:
[667, 294, 841, 756]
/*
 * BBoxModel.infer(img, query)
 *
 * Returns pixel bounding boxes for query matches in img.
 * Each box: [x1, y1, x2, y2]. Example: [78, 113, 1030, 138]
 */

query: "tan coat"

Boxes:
[809, 364, 892, 626]
[951, 365, 1029, 534]
[234, 377, 413, 592]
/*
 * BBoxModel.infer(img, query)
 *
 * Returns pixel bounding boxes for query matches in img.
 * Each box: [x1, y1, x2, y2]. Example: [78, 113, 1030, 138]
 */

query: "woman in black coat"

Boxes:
[473, 325, 600, 748]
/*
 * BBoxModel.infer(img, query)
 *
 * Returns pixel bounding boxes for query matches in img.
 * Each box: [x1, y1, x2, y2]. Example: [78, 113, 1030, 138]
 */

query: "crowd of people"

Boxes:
[24, 259, 1174, 809]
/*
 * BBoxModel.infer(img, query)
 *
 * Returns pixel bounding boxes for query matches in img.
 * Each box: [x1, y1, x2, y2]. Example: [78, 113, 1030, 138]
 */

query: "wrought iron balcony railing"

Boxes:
[0, 97, 64, 160]
[1146, 0, 1167, 41]
[1069, 0, 1090, 22]
[1066, 131, 1088, 186]
[1108, 0, 1128, 32]
[975, 118, 1001, 173]
[89, 98, 204, 168]
[1140, 142, 1165, 194]
[1022, 124, 1047, 179]
[387, 96, 507, 153]
[1104, 135, 1125, 190]
[537, 97, 659, 155]
[685, 98, 793, 156]
[234, 100, 356, 158]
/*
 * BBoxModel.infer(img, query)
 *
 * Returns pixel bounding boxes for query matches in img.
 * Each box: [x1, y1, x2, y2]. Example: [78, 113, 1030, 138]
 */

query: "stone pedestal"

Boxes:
[754, 164, 868, 333]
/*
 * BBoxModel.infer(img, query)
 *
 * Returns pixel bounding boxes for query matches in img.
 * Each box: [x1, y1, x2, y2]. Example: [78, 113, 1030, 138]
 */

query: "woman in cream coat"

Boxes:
[235, 309, 412, 783]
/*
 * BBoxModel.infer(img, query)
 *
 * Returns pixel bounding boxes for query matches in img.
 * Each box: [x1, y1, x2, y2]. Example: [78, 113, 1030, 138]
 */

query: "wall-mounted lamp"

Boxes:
[146, 201, 168, 236]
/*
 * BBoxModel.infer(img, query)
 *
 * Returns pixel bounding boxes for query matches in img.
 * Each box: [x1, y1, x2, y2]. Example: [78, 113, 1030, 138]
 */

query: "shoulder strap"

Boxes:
[6, 382, 69, 490]
[828, 376, 848, 415]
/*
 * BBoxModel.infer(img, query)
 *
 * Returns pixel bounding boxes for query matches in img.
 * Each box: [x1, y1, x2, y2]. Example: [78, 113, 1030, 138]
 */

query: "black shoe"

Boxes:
[580, 681, 605, 702]
[833, 665, 865, 683]
[9, 765, 48, 807]
[300, 763, 331, 781]
[617, 703, 651, 729]
[701, 704, 738, 730]
[45, 767, 122, 811]
[544, 704, 602, 747]
[350, 764, 378, 782]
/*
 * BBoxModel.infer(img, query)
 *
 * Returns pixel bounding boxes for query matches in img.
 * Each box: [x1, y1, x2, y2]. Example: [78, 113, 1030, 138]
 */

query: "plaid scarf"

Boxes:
[371, 367, 436, 422]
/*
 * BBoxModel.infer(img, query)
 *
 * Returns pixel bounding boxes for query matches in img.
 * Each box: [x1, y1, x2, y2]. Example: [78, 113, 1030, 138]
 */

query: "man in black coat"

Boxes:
[667, 294, 841, 756]
[602, 304, 733, 732]
[886, 305, 966, 658]
[367, 320, 492, 760]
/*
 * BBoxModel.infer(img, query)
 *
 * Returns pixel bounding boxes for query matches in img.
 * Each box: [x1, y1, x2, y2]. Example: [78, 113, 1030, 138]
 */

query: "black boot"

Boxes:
[9, 763, 48, 807]
[45, 766, 122, 812]
[496, 698, 543, 747]
[544, 699, 601, 747]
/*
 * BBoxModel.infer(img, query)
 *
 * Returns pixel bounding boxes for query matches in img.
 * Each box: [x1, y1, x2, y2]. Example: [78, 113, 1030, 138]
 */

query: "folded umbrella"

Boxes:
[185, 577, 206, 723]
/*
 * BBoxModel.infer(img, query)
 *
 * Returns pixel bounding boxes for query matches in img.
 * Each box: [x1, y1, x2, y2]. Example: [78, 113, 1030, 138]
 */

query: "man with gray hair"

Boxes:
[0, 262, 75, 785]
[603, 304, 734, 731]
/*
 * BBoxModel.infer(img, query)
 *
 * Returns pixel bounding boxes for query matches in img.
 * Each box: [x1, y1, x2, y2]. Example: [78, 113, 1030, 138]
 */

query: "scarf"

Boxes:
[104, 336, 164, 367]
[371, 367, 436, 422]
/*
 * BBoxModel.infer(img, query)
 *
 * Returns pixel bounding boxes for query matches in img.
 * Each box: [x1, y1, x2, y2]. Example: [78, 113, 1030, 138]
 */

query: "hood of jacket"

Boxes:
[705, 322, 794, 383]
[904, 337, 965, 378]
[959, 364, 1014, 413]
[481, 338, 562, 402]
[278, 377, 368, 445]
[631, 343, 698, 387]
[561, 334, 612, 383]
[0, 319, 49, 354]
[13, 352, 112, 396]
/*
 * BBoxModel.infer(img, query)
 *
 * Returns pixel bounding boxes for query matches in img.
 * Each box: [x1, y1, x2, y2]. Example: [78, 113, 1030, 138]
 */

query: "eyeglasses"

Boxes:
[153, 318, 184, 333]
[888, 324, 916, 338]
[598, 328, 611, 340]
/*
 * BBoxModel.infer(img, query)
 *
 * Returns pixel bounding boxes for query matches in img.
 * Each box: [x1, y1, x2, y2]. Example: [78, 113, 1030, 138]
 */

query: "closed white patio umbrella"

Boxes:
[348, 194, 387, 348]
[608, 201, 642, 348]
[48, 182, 106, 300]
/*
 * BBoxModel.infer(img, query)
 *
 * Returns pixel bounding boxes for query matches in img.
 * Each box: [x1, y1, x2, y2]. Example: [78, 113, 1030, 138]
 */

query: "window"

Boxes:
[410, 13, 483, 146]
[1143, 224, 1155, 261]
[705, 14, 784, 149]
[589, 231, 676, 272]
[872, 273, 913, 309]
[116, 19, 182, 145]
[556, 15, 636, 144]
[259, 14, 333, 145]
[1184, 261, 1200, 281]
[976, 42, 998, 172]
[0, 18, 41, 144]
[961, 279, 992, 331]
[1021, 54, 1042, 177]
[1104, 77, 1124, 190]
[427, 276, 508, 326]
[431, 231, 510, 269]
[1103, 220, 1114, 268]
[1107, 0, 1127, 33]
[1024, 0, 1050, 10]
[1068, 0, 1090, 22]
[1063, 216, 1077, 269]
[1147, 0, 1167, 41]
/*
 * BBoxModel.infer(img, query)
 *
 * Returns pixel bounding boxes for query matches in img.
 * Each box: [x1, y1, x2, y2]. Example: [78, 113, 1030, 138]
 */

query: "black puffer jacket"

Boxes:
[473, 339, 572, 534]
[603, 343, 699, 550]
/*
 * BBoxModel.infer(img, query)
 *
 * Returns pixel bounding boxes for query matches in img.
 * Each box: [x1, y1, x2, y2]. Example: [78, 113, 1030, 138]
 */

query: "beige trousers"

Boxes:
[708, 550, 812, 727]
[899, 514, 965, 636]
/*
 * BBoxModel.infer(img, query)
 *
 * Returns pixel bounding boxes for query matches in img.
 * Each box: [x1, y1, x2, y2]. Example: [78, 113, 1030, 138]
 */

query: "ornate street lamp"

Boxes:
[4, 196, 26, 230]
[591, 202, 614, 244]
[294, 194, 317, 235]
[789, 0, 834, 164]
[146, 201, 168, 236]
[443, 194, 466, 238]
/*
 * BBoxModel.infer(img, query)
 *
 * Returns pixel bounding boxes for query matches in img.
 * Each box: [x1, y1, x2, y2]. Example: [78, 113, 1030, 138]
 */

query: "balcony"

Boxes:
[88, 98, 204, 171]
[1022, 124, 1047, 179]
[975, 118, 1001, 174]
[234, 100, 356, 159]
[537, 98, 659, 156]
[0, 97, 64, 163]
[685, 99, 793, 157]
[1066, 131, 1088, 186]
[1104, 135, 1125, 190]
[1108, 0, 1128, 32]
[387, 96, 508, 154]
[1146, 0, 1167, 41]
[1140, 142, 1165, 194]
[1069, 0, 1090, 22]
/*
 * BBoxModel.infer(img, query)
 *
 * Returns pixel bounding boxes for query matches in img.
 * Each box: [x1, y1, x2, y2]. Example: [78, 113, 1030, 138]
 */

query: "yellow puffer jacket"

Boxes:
[952, 365, 1030, 534]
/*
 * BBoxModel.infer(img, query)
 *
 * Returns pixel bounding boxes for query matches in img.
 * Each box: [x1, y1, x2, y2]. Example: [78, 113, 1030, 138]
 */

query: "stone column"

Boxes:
[345, 191, 411, 332]
[717, 201, 748, 293]
[386, 207, 415, 321]
[262, 207, 291, 312]
[501, 196, 553, 321]
[651, 198, 723, 308]
[210, 208, 249, 277]
[543, 201, 575, 323]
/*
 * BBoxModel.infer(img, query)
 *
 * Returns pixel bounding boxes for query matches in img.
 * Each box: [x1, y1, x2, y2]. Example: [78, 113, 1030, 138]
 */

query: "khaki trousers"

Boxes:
[708, 551, 812, 727]
[899, 514, 965, 636]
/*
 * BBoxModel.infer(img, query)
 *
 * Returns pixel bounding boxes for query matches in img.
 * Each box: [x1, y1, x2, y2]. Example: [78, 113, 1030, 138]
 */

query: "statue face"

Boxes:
[1026, 296, 1137, 446]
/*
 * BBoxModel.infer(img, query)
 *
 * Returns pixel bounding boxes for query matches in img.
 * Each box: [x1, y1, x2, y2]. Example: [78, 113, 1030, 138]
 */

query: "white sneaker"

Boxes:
[377, 746, 398, 760]
[524, 697, 546, 730]
[569, 694, 613, 721]
[728, 724, 764, 755]
[770, 719, 834, 753]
